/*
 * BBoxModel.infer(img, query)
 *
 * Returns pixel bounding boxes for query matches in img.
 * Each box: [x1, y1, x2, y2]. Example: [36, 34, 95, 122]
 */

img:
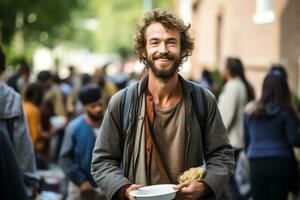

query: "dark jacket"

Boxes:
[0, 82, 39, 186]
[91, 75, 234, 200]
[0, 128, 27, 200]
[244, 103, 300, 159]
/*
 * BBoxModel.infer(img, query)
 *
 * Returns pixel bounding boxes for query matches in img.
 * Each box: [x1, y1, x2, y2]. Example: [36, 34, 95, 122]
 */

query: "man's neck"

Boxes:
[84, 114, 101, 129]
[148, 71, 182, 109]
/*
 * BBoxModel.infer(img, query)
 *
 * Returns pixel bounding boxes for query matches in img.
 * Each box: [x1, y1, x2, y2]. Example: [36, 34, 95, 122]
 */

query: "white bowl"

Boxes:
[130, 184, 177, 200]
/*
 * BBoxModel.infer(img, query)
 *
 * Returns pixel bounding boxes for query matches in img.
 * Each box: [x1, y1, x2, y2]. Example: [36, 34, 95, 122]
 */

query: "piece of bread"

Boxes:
[178, 167, 206, 183]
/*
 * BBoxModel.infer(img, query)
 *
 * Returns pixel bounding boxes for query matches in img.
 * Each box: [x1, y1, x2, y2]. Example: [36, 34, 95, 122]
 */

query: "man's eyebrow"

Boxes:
[148, 37, 178, 41]
[166, 38, 178, 42]
[149, 38, 159, 41]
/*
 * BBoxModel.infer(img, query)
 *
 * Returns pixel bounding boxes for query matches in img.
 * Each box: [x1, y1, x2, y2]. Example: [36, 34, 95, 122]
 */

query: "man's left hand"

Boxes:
[173, 180, 206, 200]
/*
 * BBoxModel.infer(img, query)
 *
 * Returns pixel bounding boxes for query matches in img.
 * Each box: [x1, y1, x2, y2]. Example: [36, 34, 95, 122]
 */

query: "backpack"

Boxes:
[121, 81, 208, 141]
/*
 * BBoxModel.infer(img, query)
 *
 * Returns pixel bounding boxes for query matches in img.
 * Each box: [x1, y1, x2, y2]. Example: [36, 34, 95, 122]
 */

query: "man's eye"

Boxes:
[168, 41, 177, 45]
[150, 42, 158, 45]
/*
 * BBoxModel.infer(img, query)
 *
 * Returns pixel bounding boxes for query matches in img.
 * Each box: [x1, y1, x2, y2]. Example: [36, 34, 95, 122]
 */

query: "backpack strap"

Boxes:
[190, 82, 208, 154]
[121, 84, 136, 133]
[190, 82, 207, 134]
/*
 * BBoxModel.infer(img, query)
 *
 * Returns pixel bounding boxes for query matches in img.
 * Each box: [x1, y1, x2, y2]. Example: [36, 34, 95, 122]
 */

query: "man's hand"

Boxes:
[79, 181, 93, 192]
[125, 184, 144, 200]
[173, 180, 206, 200]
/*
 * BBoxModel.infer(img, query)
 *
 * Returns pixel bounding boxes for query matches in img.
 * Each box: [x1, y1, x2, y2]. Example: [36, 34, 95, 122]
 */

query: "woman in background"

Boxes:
[23, 82, 49, 169]
[244, 70, 300, 200]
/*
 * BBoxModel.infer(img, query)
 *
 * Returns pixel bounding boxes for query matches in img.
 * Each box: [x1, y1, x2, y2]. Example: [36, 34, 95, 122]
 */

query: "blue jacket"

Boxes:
[244, 104, 300, 159]
[59, 114, 97, 186]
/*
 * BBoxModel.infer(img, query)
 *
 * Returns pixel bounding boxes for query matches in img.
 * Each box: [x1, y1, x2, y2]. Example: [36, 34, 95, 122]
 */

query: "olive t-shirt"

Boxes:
[149, 98, 186, 184]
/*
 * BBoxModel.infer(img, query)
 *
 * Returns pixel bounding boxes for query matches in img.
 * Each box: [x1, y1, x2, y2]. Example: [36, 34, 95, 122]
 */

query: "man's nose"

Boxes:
[158, 42, 167, 53]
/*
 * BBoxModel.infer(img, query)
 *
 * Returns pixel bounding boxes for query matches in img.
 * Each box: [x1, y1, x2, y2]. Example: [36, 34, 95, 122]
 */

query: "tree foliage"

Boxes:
[0, 0, 174, 62]
[0, 0, 82, 45]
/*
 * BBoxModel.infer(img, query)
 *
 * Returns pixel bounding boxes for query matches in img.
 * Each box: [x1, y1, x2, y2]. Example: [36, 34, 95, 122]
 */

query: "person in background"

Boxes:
[7, 60, 31, 94]
[37, 70, 66, 119]
[66, 73, 93, 119]
[91, 9, 234, 200]
[244, 70, 300, 200]
[218, 57, 255, 199]
[65, 65, 81, 91]
[60, 85, 107, 200]
[23, 82, 50, 169]
[199, 69, 214, 92]
[218, 57, 255, 151]
[270, 64, 300, 112]
[37, 70, 67, 161]
[0, 46, 39, 198]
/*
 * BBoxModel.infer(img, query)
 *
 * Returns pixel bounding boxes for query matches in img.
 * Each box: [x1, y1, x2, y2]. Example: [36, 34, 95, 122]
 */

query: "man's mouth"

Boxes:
[154, 55, 174, 61]
[157, 58, 170, 62]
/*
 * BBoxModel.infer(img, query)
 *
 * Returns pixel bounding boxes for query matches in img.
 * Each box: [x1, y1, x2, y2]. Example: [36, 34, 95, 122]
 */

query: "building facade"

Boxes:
[175, 0, 300, 96]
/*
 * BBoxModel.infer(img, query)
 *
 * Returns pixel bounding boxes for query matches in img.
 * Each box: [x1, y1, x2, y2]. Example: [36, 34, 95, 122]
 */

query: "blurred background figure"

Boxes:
[198, 69, 215, 92]
[23, 82, 50, 169]
[243, 69, 300, 200]
[218, 57, 255, 200]
[0, 46, 39, 199]
[59, 85, 107, 200]
[37, 70, 67, 162]
[6, 60, 31, 94]
[66, 73, 93, 119]
[270, 64, 300, 112]
[93, 67, 117, 98]
[65, 66, 79, 89]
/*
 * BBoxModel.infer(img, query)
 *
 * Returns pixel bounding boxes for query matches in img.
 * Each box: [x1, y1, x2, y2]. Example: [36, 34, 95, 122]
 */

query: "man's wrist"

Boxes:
[200, 181, 213, 198]
[115, 184, 132, 200]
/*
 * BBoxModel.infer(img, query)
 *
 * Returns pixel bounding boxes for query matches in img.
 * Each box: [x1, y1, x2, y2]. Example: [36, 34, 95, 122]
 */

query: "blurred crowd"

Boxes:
[1, 42, 300, 200]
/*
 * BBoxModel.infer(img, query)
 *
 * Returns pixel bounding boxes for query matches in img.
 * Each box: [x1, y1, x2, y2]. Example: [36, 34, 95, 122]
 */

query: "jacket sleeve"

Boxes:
[201, 90, 235, 199]
[13, 106, 39, 181]
[91, 91, 131, 200]
[284, 111, 300, 146]
[59, 124, 87, 186]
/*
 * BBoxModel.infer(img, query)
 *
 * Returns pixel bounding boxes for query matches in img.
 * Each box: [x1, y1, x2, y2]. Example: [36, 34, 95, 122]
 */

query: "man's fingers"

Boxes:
[126, 184, 144, 200]
[174, 181, 190, 190]
[130, 184, 144, 190]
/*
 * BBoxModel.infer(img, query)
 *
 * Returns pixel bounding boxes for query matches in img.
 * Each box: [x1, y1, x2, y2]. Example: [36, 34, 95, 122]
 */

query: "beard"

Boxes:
[145, 52, 182, 80]
[86, 110, 103, 123]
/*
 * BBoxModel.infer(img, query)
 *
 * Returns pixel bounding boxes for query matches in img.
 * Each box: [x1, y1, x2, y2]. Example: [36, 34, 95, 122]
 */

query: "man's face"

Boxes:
[143, 22, 182, 80]
[84, 99, 106, 122]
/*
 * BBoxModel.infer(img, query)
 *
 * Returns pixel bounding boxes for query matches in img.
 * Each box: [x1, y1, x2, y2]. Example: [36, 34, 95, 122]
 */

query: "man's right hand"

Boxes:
[125, 184, 144, 200]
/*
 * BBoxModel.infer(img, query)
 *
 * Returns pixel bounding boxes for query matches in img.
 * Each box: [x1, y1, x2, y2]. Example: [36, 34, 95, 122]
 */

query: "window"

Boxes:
[252, 0, 275, 24]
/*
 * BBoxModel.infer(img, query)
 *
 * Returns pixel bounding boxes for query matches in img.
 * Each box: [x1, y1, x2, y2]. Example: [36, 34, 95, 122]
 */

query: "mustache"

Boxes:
[152, 53, 175, 60]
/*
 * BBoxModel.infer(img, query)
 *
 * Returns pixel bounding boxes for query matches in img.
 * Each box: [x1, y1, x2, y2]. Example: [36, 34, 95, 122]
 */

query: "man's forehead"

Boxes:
[145, 22, 180, 39]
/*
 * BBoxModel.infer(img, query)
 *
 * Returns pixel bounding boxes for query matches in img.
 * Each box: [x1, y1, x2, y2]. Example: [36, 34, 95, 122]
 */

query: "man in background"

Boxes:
[60, 85, 107, 200]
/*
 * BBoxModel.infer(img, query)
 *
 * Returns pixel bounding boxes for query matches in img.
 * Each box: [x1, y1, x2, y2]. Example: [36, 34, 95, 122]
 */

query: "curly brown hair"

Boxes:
[134, 9, 194, 67]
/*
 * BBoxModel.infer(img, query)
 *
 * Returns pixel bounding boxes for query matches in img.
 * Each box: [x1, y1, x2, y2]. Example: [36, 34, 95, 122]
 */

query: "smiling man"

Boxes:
[91, 9, 234, 200]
